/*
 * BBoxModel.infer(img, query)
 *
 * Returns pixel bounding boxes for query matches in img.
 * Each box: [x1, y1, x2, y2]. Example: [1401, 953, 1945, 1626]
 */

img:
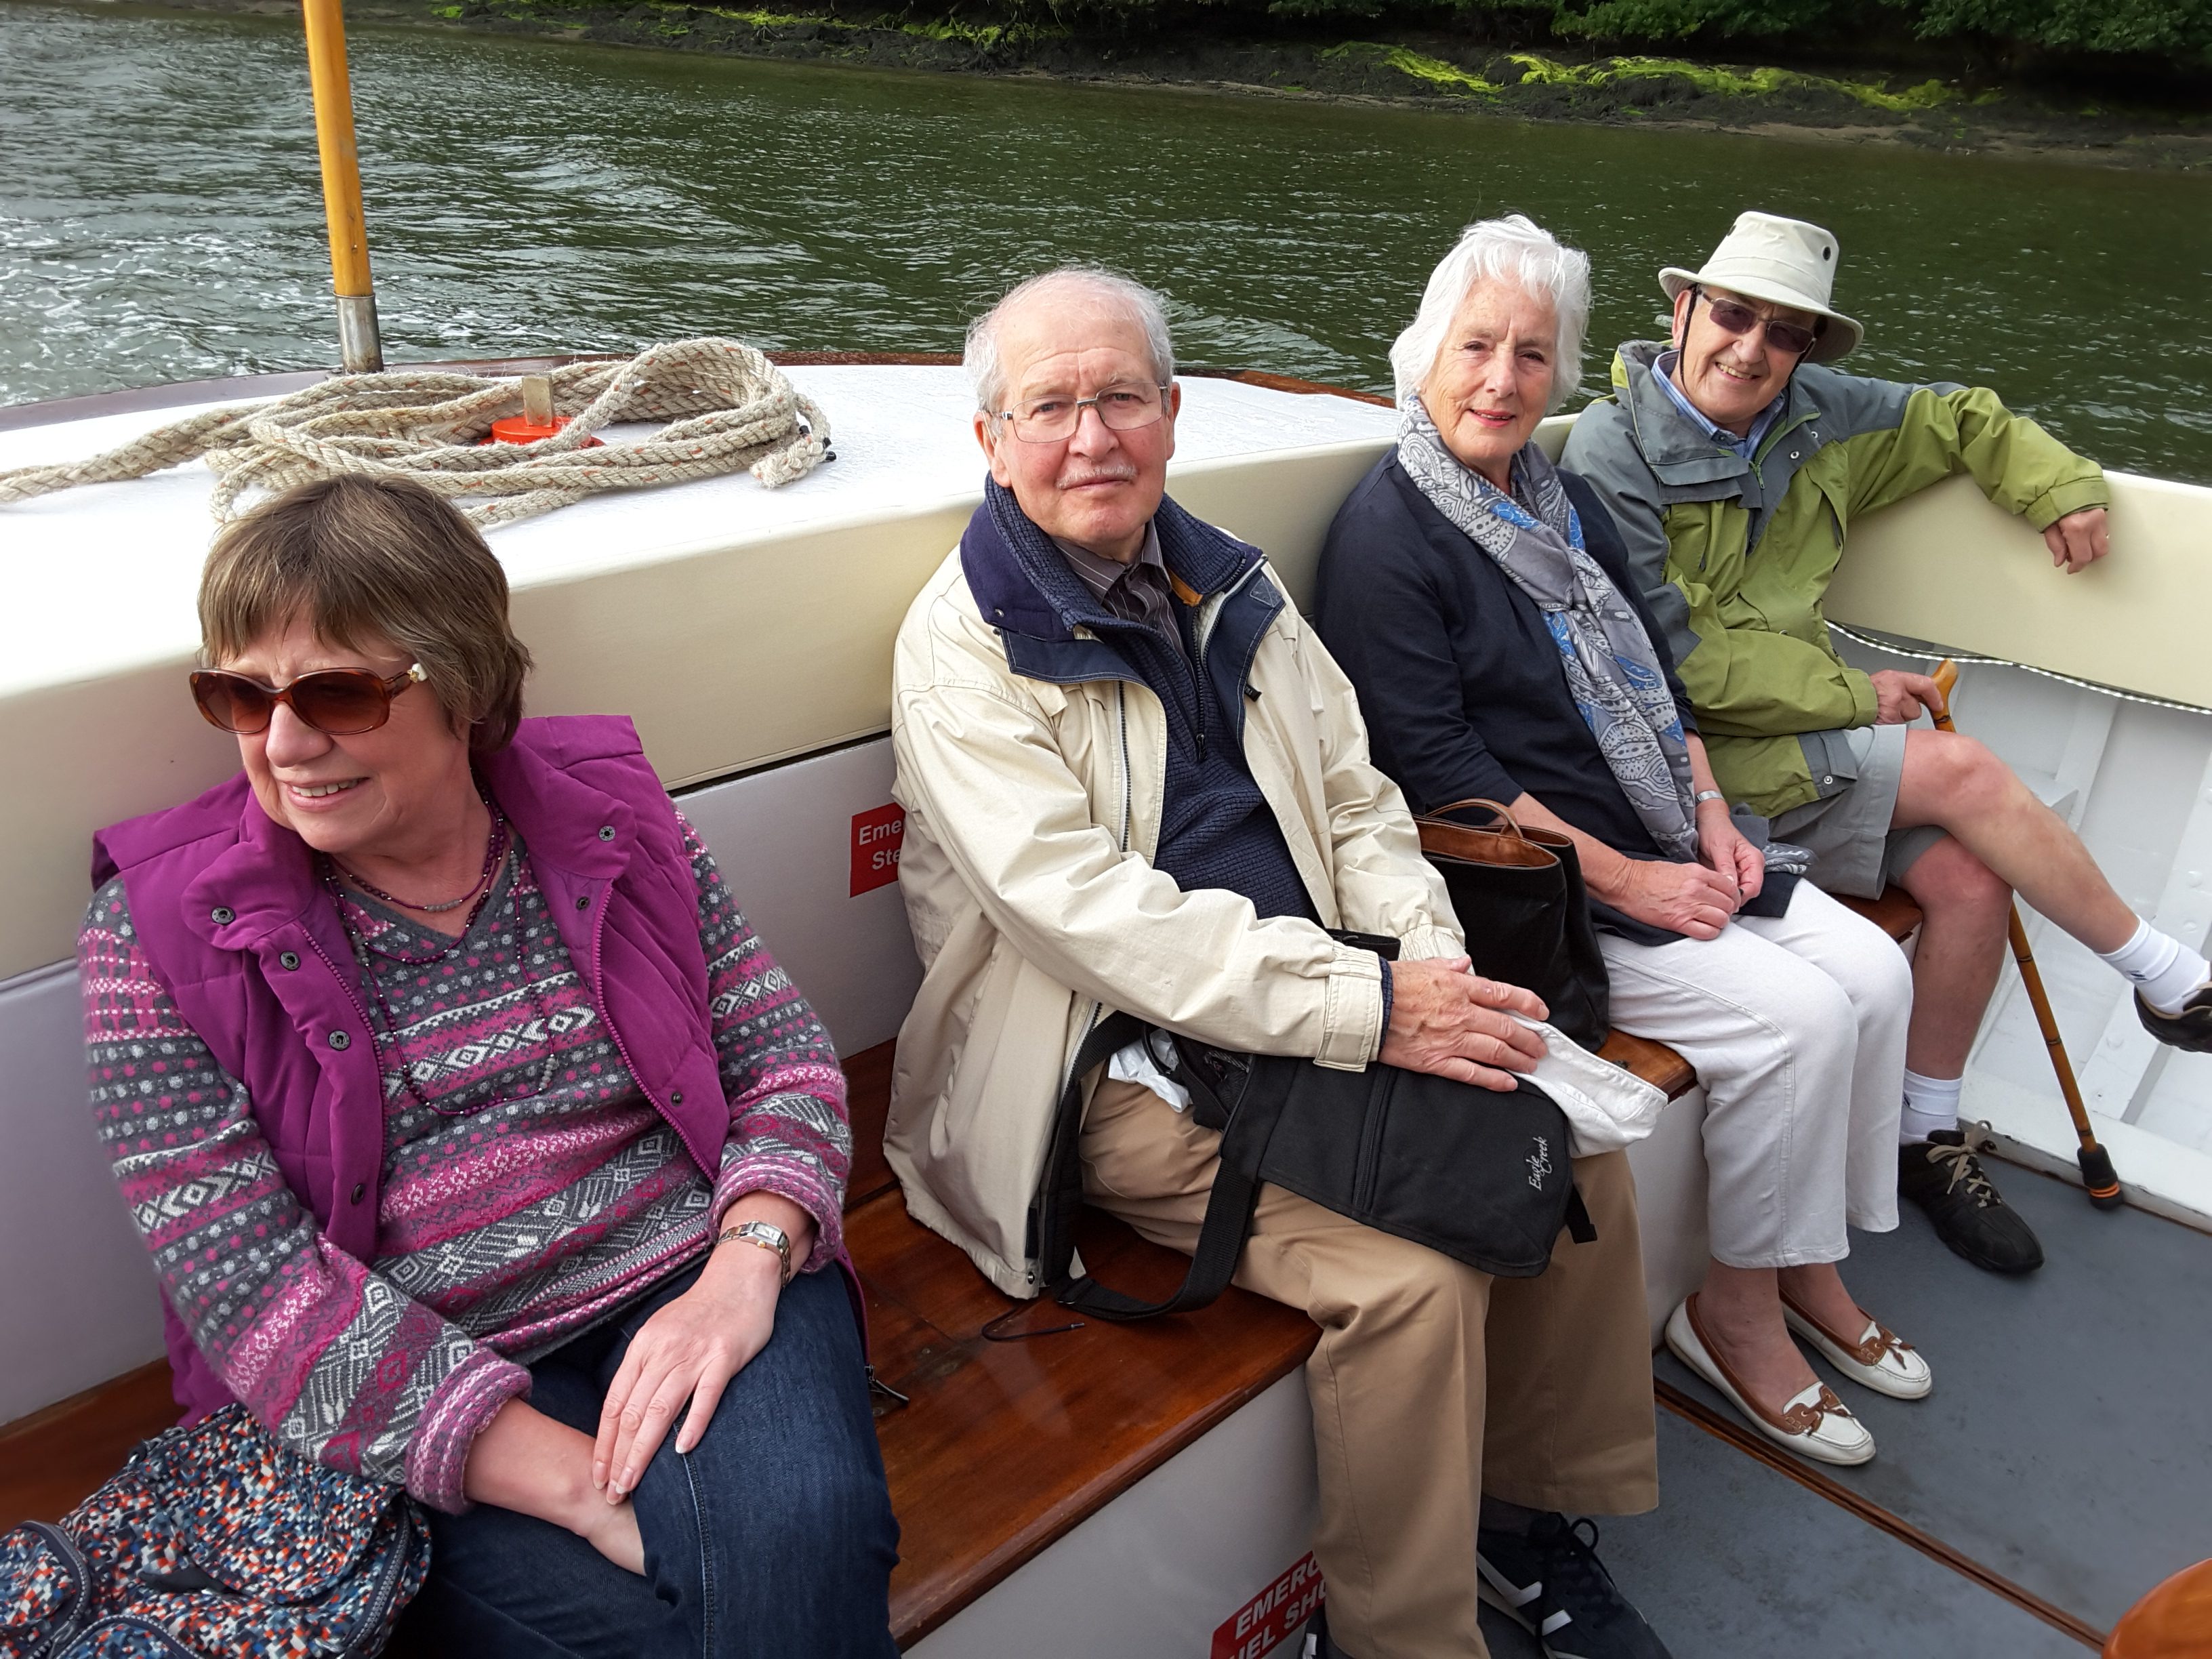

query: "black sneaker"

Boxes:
[1898, 1129, 2044, 1274]
[1477, 1514, 1673, 1659]
[2136, 985, 2212, 1052]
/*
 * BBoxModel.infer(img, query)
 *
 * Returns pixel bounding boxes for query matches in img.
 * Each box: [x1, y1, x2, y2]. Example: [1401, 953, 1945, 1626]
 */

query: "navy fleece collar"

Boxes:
[959, 477, 1262, 650]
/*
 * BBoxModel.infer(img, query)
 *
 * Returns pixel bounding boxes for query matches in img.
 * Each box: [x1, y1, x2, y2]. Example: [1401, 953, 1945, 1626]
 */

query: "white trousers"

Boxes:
[1597, 880, 1912, 1269]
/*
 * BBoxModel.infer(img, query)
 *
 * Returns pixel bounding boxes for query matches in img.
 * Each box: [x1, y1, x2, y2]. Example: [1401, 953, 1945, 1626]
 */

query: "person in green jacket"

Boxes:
[1562, 210, 2212, 1278]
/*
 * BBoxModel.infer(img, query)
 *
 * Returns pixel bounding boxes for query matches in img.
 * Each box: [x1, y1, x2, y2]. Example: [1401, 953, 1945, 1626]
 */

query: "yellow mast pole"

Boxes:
[300, 0, 382, 373]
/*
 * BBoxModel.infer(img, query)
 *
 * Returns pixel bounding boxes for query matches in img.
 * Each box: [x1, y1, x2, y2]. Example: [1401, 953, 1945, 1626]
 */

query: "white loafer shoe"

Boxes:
[1782, 1300, 1933, 1400]
[1666, 1295, 1877, 1467]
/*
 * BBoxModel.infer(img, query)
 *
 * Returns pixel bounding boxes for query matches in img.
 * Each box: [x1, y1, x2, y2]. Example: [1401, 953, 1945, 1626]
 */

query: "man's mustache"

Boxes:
[1057, 466, 1136, 487]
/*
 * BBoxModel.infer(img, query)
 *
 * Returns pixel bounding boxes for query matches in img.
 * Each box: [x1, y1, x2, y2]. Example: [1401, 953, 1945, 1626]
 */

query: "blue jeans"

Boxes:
[391, 1263, 900, 1658]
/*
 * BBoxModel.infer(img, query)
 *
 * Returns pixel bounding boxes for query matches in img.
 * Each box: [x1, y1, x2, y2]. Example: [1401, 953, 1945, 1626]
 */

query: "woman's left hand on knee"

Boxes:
[594, 1240, 785, 1500]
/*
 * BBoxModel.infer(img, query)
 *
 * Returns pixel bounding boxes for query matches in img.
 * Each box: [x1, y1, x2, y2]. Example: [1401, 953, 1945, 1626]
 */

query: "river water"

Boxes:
[4, 0, 2209, 482]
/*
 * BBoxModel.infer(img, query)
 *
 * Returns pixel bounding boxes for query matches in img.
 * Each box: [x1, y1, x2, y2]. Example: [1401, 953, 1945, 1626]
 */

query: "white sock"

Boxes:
[2097, 919, 2211, 1015]
[1900, 1069, 1964, 1145]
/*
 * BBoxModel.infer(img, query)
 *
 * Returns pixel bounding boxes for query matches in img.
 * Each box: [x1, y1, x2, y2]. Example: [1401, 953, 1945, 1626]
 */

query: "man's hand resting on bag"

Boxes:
[1380, 956, 1548, 1090]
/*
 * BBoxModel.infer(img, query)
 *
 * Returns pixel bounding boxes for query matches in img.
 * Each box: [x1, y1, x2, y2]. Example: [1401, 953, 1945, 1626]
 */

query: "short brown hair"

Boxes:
[199, 476, 533, 750]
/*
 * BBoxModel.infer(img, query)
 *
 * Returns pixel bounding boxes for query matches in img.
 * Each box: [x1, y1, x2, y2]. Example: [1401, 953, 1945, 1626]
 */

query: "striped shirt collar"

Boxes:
[1052, 524, 1181, 648]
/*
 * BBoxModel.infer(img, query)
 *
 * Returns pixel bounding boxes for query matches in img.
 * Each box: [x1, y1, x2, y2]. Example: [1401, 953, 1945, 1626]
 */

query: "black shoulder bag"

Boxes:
[1038, 959, 1594, 1324]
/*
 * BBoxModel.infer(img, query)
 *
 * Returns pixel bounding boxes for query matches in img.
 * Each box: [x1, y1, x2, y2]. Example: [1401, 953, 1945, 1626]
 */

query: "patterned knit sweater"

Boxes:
[79, 813, 848, 1513]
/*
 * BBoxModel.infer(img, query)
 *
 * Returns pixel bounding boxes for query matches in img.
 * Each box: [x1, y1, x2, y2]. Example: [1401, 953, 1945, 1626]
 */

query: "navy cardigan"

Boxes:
[1314, 454, 1706, 941]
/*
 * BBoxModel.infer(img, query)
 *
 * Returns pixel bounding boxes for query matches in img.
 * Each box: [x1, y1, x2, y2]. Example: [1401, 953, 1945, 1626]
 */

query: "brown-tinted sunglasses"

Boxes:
[190, 663, 426, 736]
[1696, 287, 1824, 358]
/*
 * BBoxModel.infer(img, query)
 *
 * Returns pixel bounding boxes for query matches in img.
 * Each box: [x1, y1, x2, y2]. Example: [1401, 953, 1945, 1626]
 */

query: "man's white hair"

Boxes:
[964, 266, 1176, 413]
[1387, 215, 1592, 413]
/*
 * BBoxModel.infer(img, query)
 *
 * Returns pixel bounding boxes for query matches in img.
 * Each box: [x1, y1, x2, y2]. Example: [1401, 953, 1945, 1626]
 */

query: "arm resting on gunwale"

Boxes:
[1837, 382, 2108, 531]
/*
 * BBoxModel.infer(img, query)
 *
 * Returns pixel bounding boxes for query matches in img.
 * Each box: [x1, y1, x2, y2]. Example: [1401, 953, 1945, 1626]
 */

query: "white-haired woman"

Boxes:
[1314, 215, 1927, 1475]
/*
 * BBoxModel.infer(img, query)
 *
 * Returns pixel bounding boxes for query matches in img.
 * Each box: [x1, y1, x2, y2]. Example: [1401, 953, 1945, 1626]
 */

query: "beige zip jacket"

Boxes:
[886, 532, 1464, 1299]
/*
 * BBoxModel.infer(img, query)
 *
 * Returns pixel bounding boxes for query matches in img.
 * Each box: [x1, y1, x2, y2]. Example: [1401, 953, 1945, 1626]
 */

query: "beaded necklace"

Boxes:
[331, 799, 507, 914]
[323, 800, 560, 1118]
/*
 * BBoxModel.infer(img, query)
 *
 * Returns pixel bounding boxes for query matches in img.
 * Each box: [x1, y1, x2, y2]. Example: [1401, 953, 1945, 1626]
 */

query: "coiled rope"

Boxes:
[0, 337, 830, 528]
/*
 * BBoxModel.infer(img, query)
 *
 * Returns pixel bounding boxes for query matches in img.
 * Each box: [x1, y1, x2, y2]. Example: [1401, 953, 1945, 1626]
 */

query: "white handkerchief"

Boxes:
[1509, 1016, 1669, 1155]
[1108, 1029, 1193, 1113]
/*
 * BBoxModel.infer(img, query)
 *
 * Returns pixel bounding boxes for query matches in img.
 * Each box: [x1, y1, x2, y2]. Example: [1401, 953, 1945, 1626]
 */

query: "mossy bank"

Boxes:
[131, 0, 2212, 169]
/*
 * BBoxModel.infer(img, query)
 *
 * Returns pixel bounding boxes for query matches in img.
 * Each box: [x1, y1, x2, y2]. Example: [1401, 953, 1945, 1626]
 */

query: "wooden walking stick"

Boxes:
[1927, 658, 2125, 1209]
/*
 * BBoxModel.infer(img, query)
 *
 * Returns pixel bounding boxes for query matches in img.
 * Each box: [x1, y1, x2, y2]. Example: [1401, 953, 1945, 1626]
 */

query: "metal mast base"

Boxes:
[335, 293, 384, 375]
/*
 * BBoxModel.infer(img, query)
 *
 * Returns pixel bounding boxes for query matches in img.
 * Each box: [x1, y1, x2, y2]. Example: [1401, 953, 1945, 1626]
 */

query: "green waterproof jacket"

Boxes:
[1559, 342, 2108, 817]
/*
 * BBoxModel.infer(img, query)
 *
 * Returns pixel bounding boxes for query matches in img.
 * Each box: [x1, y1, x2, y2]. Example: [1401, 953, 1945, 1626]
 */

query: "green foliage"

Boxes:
[1534, 0, 2210, 62]
[1319, 39, 1497, 80]
[1510, 49, 1955, 104]
[1290, 0, 2212, 68]
[1907, 0, 2212, 58]
[1545, 0, 1832, 39]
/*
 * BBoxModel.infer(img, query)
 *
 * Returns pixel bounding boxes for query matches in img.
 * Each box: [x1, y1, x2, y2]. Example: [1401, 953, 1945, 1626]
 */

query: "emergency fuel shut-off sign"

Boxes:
[850, 804, 906, 896]
[1212, 1554, 1324, 1659]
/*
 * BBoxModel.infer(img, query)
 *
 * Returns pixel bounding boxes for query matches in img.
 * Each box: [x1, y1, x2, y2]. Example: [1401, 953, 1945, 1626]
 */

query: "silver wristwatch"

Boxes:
[1692, 790, 1727, 806]
[718, 1219, 795, 1283]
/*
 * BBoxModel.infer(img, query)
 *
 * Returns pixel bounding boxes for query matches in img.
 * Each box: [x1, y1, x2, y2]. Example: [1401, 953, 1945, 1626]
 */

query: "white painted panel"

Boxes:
[0, 962, 167, 1424]
[1827, 468, 2212, 711]
[1623, 1088, 1711, 1349]
[1828, 636, 2212, 1221]
[0, 369, 1397, 981]
[908, 1372, 1319, 1659]
[672, 739, 921, 1059]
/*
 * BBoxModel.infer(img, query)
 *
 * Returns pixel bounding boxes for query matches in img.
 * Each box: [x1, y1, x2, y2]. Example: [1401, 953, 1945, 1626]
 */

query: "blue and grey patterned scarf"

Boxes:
[1396, 391, 1700, 861]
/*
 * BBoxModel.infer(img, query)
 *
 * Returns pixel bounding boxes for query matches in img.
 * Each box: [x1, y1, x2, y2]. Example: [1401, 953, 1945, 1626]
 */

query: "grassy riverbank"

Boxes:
[119, 0, 2212, 168]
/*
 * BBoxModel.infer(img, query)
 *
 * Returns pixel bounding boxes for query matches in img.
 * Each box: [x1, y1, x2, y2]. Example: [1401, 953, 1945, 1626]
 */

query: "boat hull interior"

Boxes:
[2, 362, 2208, 1654]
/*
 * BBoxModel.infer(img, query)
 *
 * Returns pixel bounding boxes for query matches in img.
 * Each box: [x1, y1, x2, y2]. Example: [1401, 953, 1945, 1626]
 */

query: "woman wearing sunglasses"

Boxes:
[80, 475, 899, 1657]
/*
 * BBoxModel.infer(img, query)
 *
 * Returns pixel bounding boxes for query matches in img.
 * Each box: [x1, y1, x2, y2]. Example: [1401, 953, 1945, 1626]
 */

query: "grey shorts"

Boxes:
[1769, 724, 1946, 900]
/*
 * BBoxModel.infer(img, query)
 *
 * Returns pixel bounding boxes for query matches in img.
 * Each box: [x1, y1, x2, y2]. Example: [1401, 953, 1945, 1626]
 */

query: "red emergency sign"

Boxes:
[849, 804, 907, 896]
[1212, 1553, 1324, 1659]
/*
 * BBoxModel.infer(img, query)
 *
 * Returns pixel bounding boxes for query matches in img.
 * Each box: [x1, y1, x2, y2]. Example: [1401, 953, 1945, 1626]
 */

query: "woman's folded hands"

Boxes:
[1601, 857, 1743, 940]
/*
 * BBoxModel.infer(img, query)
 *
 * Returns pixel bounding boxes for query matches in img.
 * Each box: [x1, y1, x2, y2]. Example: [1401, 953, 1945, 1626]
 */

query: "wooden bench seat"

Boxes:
[834, 1046, 1322, 1643]
[0, 890, 1922, 1644]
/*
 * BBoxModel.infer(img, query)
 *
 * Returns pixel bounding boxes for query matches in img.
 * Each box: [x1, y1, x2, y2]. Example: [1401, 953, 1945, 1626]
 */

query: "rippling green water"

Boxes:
[3, 0, 2209, 481]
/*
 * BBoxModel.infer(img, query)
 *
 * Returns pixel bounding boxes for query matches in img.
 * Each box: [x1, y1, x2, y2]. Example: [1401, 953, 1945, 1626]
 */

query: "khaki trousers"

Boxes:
[1081, 1078, 1660, 1659]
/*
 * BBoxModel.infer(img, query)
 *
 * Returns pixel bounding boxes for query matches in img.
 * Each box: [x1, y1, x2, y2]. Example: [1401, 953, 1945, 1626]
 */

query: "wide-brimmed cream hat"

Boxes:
[1659, 211, 1862, 363]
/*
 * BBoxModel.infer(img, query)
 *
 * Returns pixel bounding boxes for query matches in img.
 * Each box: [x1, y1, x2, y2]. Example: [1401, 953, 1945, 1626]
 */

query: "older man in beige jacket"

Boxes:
[886, 266, 1667, 1659]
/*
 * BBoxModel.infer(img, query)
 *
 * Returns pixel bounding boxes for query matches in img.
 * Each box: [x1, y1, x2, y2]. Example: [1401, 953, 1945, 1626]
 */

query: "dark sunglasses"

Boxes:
[1696, 288, 1823, 359]
[190, 663, 426, 736]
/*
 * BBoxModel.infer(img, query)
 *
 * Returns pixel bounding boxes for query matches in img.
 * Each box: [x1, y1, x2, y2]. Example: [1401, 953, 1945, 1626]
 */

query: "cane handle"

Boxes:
[1929, 658, 1960, 731]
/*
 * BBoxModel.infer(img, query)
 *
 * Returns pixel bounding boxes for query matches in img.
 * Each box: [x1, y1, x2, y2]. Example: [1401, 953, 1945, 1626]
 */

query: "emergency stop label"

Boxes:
[850, 804, 906, 896]
[1212, 1553, 1324, 1659]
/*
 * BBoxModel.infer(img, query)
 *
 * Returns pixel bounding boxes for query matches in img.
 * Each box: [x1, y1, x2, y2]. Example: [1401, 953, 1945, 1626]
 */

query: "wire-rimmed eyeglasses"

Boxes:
[988, 384, 1170, 445]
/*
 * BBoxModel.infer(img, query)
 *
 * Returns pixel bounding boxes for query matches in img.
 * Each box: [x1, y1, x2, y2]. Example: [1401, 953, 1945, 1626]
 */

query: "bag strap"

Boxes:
[1417, 797, 1530, 840]
[1056, 1143, 1264, 1322]
[1564, 1183, 1596, 1245]
[1031, 1008, 1146, 1300]
[1054, 1031, 1285, 1324]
